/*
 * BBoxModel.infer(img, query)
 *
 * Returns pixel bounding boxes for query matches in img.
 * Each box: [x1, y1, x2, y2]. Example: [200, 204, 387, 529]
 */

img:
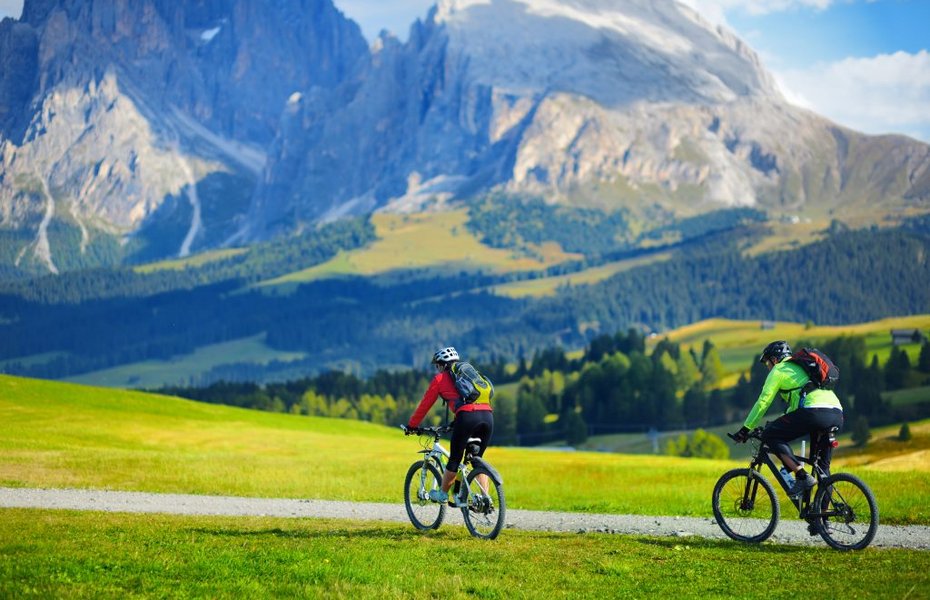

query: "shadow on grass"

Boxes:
[185, 523, 463, 542]
[633, 535, 813, 554]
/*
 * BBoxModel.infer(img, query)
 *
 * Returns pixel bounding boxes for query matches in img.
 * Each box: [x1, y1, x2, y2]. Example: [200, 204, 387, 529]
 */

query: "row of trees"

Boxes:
[157, 329, 930, 448]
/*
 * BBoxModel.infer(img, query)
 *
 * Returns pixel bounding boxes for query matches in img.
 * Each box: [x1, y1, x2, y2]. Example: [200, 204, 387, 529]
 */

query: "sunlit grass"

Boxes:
[2, 510, 928, 599]
[2, 375, 928, 524]
[490, 252, 674, 298]
[254, 211, 581, 291]
[133, 247, 248, 273]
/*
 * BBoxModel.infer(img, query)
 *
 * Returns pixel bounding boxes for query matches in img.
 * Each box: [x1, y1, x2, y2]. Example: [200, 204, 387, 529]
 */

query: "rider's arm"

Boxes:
[743, 367, 786, 430]
[408, 373, 444, 428]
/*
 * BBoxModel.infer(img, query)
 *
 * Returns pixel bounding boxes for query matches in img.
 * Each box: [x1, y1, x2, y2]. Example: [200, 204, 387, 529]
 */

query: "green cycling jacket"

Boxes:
[743, 360, 843, 430]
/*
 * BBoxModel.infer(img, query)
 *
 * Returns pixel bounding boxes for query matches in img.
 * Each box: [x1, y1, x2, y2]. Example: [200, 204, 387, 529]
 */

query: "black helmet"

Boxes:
[760, 340, 791, 364]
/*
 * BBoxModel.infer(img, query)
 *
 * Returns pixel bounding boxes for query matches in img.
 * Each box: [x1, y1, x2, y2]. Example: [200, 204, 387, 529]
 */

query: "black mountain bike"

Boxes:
[401, 424, 506, 540]
[712, 427, 878, 550]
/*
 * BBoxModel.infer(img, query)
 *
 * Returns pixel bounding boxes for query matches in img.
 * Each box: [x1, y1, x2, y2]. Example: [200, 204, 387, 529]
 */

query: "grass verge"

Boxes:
[2, 510, 928, 599]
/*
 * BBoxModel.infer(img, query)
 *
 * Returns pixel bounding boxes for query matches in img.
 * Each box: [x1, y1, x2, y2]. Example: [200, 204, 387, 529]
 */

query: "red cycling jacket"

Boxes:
[407, 370, 492, 428]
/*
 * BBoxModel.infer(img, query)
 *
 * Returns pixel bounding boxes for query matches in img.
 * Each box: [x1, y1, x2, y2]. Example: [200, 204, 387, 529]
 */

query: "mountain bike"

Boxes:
[712, 427, 878, 550]
[401, 424, 506, 540]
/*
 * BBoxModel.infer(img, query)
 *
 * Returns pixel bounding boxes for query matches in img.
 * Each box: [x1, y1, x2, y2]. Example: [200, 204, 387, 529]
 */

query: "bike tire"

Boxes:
[812, 472, 879, 551]
[403, 460, 446, 530]
[712, 468, 780, 544]
[461, 466, 506, 540]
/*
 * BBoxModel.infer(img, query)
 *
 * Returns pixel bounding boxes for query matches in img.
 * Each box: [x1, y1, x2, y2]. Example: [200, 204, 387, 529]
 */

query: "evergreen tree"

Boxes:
[898, 422, 912, 442]
[918, 341, 930, 374]
[700, 343, 725, 389]
[516, 384, 547, 443]
[675, 351, 701, 393]
[851, 416, 872, 448]
[683, 385, 709, 427]
[491, 390, 518, 446]
[884, 347, 911, 390]
[563, 408, 588, 446]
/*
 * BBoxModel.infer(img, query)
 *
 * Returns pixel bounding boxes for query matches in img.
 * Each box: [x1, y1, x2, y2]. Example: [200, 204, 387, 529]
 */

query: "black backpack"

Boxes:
[449, 361, 494, 411]
[788, 348, 840, 394]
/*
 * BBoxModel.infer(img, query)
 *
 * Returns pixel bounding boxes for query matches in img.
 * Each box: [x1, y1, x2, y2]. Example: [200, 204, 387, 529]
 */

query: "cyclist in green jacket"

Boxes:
[733, 341, 844, 496]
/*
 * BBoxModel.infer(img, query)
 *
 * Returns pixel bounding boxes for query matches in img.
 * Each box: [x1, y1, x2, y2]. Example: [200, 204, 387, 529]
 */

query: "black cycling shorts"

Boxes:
[762, 407, 844, 471]
[446, 410, 494, 473]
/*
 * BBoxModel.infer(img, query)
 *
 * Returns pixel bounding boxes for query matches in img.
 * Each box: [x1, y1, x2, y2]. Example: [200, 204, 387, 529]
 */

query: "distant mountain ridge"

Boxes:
[1, 0, 929, 275]
[256, 0, 930, 233]
[0, 0, 368, 271]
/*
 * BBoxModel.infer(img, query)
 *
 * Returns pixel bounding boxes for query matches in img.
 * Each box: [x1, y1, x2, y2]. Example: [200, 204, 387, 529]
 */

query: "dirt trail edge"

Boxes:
[2, 487, 927, 550]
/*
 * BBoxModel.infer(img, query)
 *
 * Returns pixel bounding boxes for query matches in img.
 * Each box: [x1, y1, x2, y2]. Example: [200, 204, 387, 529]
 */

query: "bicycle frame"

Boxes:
[716, 427, 877, 549]
[416, 436, 502, 500]
[745, 434, 831, 520]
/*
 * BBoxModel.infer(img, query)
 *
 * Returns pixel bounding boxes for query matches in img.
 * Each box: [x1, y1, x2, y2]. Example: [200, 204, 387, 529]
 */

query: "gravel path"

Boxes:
[2, 487, 927, 550]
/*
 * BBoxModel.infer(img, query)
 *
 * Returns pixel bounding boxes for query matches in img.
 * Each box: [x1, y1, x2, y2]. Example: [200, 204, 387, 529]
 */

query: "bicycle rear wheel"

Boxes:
[403, 460, 446, 530]
[461, 467, 505, 540]
[712, 468, 780, 543]
[812, 472, 879, 551]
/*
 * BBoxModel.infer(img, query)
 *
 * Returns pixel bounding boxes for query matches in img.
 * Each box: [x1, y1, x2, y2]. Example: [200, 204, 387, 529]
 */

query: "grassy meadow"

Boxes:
[1, 375, 928, 524]
[253, 211, 580, 292]
[3, 374, 930, 598]
[64, 334, 306, 389]
[2, 510, 928, 599]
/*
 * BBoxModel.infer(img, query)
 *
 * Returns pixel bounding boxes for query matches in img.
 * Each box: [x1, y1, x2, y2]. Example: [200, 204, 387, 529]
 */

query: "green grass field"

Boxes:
[3, 375, 929, 597]
[489, 251, 674, 298]
[253, 211, 580, 293]
[2, 510, 928, 599]
[63, 334, 306, 389]
[1, 375, 927, 524]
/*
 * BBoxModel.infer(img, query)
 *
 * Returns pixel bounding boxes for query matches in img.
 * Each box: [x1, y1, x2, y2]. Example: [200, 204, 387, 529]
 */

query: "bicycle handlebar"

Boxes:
[727, 427, 763, 442]
[401, 424, 452, 436]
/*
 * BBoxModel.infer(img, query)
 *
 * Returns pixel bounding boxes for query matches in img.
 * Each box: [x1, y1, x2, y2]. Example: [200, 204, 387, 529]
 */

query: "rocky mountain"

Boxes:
[254, 0, 930, 235]
[2, 0, 929, 274]
[0, 0, 368, 272]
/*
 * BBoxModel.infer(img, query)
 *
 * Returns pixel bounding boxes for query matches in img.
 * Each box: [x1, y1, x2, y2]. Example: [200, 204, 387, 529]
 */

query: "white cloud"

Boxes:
[776, 50, 930, 141]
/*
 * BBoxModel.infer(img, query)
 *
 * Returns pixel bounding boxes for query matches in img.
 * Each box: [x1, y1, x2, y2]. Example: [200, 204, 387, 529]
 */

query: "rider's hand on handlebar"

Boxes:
[731, 426, 751, 443]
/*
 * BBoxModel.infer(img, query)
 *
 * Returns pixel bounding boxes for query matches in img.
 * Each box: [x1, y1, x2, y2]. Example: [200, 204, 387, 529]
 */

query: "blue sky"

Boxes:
[2, 0, 927, 142]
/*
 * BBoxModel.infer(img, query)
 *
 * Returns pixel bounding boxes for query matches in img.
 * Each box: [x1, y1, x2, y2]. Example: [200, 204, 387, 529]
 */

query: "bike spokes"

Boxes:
[814, 474, 878, 550]
[712, 469, 779, 544]
[403, 460, 446, 530]
[462, 468, 505, 540]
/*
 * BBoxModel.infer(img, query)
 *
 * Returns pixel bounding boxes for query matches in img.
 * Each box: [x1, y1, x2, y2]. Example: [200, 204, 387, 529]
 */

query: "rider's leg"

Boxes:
[761, 413, 807, 470]
[439, 468, 456, 493]
[761, 412, 816, 491]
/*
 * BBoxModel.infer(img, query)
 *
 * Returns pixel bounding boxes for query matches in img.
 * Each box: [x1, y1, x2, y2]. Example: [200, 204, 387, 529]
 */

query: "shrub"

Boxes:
[664, 429, 729, 459]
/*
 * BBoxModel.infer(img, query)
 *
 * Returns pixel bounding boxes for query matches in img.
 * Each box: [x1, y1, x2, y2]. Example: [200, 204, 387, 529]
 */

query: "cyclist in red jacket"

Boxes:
[407, 346, 494, 505]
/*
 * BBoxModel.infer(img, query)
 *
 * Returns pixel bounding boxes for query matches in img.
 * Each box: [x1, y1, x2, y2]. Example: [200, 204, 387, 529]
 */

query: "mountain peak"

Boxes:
[428, 0, 780, 107]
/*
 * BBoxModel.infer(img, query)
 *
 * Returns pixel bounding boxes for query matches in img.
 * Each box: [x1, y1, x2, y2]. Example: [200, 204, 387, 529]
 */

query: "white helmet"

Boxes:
[432, 346, 460, 365]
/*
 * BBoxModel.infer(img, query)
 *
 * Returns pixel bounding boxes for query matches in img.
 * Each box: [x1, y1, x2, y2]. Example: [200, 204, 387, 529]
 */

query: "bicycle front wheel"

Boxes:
[712, 468, 780, 543]
[403, 460, 446, 530]
[461, 467, 506, 540]
[812, 472, 879, 551]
